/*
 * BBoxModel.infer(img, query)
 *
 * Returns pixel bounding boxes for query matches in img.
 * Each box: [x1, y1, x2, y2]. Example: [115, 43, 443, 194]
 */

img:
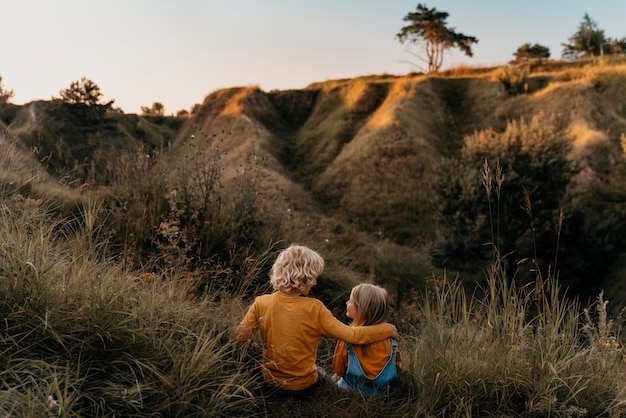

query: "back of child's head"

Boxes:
[351, 283, 389, 326]
[270, 244, 324, 293]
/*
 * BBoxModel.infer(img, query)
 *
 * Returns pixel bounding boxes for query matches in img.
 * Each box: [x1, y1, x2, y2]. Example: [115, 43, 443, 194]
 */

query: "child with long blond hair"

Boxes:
[332, 283, 401, 395]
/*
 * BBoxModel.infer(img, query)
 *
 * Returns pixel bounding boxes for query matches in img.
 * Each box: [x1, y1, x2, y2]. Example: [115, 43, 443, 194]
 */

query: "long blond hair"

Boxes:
[350, 283, 389, 326]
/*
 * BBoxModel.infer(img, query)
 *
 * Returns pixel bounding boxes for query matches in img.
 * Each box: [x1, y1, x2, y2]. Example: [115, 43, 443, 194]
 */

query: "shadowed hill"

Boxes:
[3, 100, 184, 183]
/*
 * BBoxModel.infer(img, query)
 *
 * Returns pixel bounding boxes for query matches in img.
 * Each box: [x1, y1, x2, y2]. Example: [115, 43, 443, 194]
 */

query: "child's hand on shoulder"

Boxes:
[389, 324, 399, 339]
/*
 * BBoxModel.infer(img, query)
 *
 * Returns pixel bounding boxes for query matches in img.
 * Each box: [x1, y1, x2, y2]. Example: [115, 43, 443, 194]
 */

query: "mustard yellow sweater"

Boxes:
[234, 292, 394, 391]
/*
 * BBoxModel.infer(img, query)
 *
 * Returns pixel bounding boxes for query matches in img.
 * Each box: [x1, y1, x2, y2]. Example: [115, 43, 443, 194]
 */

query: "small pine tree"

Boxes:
[562, 13, 606, 59]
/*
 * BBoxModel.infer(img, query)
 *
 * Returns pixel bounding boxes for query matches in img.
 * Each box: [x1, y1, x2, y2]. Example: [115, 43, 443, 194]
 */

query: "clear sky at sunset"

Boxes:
[2, 0, 625, 114]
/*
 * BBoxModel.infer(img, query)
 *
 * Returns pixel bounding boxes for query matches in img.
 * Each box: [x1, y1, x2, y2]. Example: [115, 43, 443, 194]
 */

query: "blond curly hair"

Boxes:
[270, 244, 324, 293]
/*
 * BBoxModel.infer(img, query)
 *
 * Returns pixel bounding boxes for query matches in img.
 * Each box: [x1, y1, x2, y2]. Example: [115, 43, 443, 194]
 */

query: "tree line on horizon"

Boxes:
[396, 3, 626, 73]
[1, 4, 626, 115]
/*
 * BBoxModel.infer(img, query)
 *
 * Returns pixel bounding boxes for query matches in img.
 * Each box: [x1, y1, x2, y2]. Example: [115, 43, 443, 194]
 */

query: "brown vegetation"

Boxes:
[2, 57, 626, 416]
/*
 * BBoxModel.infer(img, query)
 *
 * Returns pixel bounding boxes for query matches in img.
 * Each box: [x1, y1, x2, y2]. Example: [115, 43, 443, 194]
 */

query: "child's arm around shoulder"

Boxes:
[316, 302, 398, 344]
[349, 322, 398, 344]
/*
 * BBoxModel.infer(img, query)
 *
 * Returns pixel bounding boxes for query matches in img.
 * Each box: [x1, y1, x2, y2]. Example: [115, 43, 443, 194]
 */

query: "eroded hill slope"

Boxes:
[3, 60, 626, 303]
[172, 65, 626, 249]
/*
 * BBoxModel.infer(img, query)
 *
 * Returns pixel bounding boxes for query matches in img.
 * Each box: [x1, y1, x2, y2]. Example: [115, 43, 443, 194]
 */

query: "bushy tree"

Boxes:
[396, 3, 478, 73]
[513, 43, 551, 65]
[606, 37, 626, 54]
[562, 13, 606, 58]
[176, 109, 190, 118]
[59, 77, 114, 107]
[0, 75, 14, 103]
[141, 102, 165, 116]
[433, 114, 573, 281]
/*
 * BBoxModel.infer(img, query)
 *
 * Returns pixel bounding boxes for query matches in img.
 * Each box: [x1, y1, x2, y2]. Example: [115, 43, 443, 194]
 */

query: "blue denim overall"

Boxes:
[337, 338, 398, 396]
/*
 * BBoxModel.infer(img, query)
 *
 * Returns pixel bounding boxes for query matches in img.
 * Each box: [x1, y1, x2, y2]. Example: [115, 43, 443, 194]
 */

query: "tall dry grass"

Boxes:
[401, 266, 626, 417]
[0, 190, 261, 417]
[4, 61, 626, 416]
[3, 189, 623, 417]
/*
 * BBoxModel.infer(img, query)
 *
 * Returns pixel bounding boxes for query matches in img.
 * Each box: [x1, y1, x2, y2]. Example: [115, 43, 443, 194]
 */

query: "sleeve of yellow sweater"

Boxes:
[332, 340, 348, 376]
[232, 299, 260, 345]
[317, 304, 393, 344]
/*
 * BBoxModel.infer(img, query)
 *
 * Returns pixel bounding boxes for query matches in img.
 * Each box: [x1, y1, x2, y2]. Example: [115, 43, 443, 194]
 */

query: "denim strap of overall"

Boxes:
[337, 338, 398, 395]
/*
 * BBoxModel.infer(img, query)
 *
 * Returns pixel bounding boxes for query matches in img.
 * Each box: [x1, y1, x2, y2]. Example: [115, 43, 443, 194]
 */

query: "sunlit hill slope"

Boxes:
[2, 58, 626, 305]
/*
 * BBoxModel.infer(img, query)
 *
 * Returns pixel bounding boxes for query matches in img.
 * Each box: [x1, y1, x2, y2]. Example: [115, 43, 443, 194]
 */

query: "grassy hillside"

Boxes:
[3, 100, 184, 184]
[158, 57, 626, 306]
[0, 180, 624, 416]
[3, 58, 626, 302]
[2, 56, 626, 416]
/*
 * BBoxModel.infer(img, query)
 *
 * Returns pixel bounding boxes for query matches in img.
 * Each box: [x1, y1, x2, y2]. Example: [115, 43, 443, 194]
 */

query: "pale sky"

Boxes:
[2, 0, 625, 114]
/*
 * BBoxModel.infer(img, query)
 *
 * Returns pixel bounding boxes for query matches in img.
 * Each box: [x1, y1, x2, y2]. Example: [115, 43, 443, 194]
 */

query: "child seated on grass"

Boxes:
[332, 283, 402, 396]
[233, 244, 398, 395]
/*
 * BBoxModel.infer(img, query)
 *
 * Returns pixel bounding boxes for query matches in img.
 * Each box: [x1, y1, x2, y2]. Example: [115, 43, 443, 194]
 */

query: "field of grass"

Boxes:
[2, 129, 626, 417]
[1, 188, 626, 417]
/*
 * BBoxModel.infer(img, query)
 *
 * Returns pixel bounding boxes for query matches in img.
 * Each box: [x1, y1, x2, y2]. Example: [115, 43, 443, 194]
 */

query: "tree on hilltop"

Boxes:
[59, 77, 114, 108]
[396, 3, 478, 73]
[606, 37, 626, 55]
[562, 13, 606, 58]
[141, 102, 165, 117]
[513, 43, 550, 65]
[0, 75, 14, 103]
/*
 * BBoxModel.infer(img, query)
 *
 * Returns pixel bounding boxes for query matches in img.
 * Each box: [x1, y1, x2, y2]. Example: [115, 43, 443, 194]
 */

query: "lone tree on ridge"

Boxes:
[396, 3, 478, 73]
[59, 77, 114, 108]
[513, 43, 551, 65]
